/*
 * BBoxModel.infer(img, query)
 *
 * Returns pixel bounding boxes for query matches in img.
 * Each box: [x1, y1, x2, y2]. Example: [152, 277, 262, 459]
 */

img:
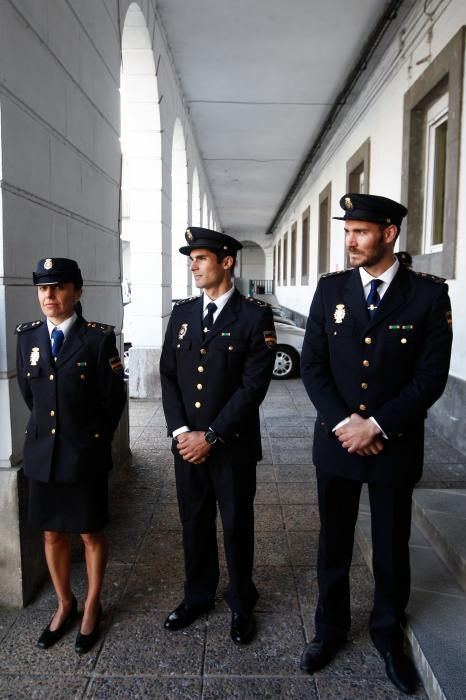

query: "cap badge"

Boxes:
[333, 304, 346, 324]
[344, 197, 353, 210]
[223, 245, 228, 250]
[30, 347, 40, 366]
[185, 230, 193, 242]
[178, 323, 188, 340]
[43, 258, 53, 270]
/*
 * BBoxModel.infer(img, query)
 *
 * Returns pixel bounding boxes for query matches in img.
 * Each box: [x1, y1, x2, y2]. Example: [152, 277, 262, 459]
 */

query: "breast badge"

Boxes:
[30, 347, 40, 366]
[178, 323, 188, 339]
[333, 304, 346, 324]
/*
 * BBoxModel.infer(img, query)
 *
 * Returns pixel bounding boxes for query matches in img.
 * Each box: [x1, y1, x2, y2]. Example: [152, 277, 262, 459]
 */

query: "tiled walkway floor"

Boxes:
[5, 377, 464, 698]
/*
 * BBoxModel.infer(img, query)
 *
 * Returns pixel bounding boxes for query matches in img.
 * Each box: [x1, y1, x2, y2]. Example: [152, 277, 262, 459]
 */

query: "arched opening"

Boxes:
[120, 2, 163, 397]
[191, 168, 201, 226]
[171, 119, 189, 300]
[236, 241, 266, 296]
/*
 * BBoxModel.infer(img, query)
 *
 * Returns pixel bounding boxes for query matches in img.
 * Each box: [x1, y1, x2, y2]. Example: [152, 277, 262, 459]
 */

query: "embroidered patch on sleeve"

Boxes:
[109, 355, 123, 373]
[264, 330, 277, 349]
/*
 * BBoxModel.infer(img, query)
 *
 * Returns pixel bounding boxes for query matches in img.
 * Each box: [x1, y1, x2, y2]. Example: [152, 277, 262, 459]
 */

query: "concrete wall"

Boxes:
[271, 0, 466, 452]
[0, 0, 217, 605]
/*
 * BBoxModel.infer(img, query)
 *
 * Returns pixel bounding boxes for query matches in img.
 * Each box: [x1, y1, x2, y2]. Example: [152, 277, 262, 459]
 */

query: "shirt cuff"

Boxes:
[172, 426, 190, 438]
[333, 417, 350, 432]
[369, 416, 388, 439]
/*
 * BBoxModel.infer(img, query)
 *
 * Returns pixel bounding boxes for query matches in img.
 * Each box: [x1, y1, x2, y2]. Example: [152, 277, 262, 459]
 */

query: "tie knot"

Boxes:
[206, 302, 217, 313]
[369, 279, 382, 292]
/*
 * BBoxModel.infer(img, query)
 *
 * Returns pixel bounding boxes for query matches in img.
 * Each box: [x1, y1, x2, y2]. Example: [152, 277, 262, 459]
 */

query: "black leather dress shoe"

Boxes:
[37, 595, 78, 649]
[230, 612, 256, 645]
[300, 637, 346, 674]
[75, 605, 102, 655]
[164, 602, 213, 631]
[382, 650, 419, 694]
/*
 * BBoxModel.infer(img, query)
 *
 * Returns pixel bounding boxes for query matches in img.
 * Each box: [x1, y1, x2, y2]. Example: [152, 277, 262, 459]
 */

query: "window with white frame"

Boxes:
[423, 93, 448, 254]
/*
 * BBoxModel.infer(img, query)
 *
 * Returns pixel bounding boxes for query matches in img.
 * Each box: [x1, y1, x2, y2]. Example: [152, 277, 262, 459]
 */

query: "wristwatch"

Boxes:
[204, 429, 218, 445]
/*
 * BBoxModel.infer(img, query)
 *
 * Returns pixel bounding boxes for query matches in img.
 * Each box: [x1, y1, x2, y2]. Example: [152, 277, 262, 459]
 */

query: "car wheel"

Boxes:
[273, 345, 300, 380]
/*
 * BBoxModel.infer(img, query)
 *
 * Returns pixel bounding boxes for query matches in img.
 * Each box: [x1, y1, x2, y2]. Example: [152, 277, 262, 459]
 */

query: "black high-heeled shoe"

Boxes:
[37, 595, 78, 649]
[75, 605, 102, 655]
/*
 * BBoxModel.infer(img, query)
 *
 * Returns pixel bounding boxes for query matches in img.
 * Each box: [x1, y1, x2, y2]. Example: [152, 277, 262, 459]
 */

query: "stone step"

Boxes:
[412, 489, 466, 592]
[356, 487, 466, 700]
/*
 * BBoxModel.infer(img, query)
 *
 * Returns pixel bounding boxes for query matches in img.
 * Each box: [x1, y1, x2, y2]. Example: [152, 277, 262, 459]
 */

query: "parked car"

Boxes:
[273, 321, 305, 380]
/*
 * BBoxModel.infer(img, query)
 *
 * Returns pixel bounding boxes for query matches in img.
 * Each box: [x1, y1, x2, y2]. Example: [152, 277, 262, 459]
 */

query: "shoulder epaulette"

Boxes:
[414, 271, 446, 284]
[174, 296, 198, 307]
[245, 296, 269, 307]
[320, 269, 350, 279]
[86, 322, 115, 335]
[15, 320, 43, 334]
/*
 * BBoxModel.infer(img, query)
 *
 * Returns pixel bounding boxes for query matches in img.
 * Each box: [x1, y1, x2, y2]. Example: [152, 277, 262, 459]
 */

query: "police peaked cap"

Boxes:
[333, 193, 408, 228]
[33, 258, 83, 287]
[179, 227, 243, 256]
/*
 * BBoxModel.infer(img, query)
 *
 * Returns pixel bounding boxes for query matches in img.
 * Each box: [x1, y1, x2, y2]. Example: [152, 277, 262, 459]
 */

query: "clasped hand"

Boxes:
[176, 431, 211, 464]
[335, 414, 384, 456]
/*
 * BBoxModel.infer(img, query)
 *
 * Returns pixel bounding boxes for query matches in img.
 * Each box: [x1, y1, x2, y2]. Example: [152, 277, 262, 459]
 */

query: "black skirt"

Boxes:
[27, 470, 108, 534]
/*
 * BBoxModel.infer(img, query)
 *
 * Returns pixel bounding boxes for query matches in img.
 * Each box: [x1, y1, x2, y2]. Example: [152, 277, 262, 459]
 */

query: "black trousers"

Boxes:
[315, 470, 413, 653]
[174, 449, 258, 614]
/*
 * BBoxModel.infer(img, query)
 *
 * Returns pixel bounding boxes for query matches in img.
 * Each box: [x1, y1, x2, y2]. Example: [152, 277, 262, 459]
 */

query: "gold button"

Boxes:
[197, 366, 204, 373]
[194, 401, 201, 408]
[49, 374, 54, 380]
[200, 348, 207, 355]
[364, 337, 372, 345]
[94, 433, 100, 438]
[361, 383, 368, 390]
[228, 346, 234, 351]
[27, 372, 31, 377]
[197, 384, 203, 390]
[50, 410, 55, 417]
[51, 428, 56, 435]
[359, 404, 367, 411]
[401, 338, 407, 344]
[362, 360, 370, 367]
[80, 374, 86, 379]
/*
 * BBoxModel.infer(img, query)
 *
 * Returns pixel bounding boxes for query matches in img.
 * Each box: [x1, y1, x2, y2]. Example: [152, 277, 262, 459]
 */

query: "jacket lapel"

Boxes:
[365, 265, 410, 331]
[343, 269, 369, 330]
[35, 323, 53, 369]
[180, 297, 203, 346]
[202, 289, 241, 346]
[54, 317, 86, 368]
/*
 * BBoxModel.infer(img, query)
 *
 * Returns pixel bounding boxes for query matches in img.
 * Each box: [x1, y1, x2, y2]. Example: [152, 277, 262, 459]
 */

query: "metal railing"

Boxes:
[249, 279, 274, 295]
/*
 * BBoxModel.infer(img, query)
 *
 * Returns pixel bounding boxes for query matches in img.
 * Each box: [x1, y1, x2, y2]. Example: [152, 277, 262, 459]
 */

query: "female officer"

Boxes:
[16, 258, 127, 653]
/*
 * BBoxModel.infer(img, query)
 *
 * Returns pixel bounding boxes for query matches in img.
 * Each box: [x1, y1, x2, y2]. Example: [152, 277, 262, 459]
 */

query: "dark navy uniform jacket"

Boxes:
[301, 265, 453, 485]
[16, 315, 127, 484]
[160, 290, 276, 462]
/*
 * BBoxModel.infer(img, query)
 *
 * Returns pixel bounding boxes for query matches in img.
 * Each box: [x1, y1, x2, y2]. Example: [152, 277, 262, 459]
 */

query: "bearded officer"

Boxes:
[299, 194, 452, 694]
[160, 227, 276, 644]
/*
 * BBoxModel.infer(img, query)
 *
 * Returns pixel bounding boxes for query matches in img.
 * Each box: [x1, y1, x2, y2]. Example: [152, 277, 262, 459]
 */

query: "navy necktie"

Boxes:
[51, 327, 64, 358]
[203, 302, 217, 334]
[367, 279, 382, 319]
